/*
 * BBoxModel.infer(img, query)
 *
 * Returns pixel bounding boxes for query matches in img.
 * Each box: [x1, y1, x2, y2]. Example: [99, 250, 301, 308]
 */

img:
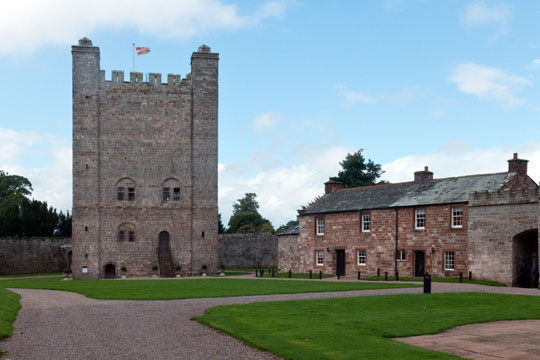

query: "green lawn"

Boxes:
[197, 293, 540, 360]
[0, 277, 418, 300]
[260, 271, 333, 279]
[0, 272, 63, 278]
[224, 271, 251, 276]
[0, 288, 21, 340]
[362, 275, 506, 287]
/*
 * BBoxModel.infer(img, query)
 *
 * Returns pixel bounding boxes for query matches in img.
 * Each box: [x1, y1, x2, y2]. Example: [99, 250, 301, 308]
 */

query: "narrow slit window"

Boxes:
[128, 188, 135, 201]
[118, 230, 125, 241]
[128, 231, 134, 242]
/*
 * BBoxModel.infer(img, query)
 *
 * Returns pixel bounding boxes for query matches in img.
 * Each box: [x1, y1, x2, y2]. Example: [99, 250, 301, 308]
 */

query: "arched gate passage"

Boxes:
[104, 264, 116, 279]
[158, 231, 174, 277]
[513, 229, 538, 288]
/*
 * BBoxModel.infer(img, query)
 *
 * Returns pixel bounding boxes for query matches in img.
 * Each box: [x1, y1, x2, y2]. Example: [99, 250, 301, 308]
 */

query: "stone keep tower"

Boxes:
[71, 38, 219, 279]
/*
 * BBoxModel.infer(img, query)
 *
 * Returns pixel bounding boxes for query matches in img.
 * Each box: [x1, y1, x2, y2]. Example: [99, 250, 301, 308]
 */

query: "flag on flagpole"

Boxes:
[136, 47, 151, 55]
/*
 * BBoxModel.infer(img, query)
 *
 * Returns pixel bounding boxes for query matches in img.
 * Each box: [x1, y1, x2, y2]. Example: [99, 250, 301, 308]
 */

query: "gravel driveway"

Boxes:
[1, 280, 539, 360]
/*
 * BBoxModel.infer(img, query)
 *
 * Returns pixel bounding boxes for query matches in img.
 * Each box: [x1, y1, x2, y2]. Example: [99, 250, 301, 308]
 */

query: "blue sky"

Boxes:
[1, 0, 540, 227]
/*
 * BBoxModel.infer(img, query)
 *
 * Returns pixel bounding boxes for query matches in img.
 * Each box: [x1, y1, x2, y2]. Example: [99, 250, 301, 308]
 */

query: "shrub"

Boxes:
[63, 268, 72, 274]
[219, 264, 225, 270]
[120, 266, 127, 273]
[152, 265, 159, 272]
[202, 264, 208, 270]
[175, 265, 182, 272]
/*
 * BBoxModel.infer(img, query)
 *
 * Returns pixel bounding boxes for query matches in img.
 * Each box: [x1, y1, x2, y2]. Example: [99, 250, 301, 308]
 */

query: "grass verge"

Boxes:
[197, 293, 540, 360]
[0, 277, 419, 300]
[0, 288, 21, 340]
[362, 275, 505, 287]
[0, 272, 63, 279]
[260, 271, 333, 279]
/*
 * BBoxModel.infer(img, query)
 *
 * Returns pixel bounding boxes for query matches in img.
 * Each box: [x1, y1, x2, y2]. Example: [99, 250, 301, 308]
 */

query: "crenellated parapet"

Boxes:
[469, 186, 539, 207]
[99, 70, 190, 87]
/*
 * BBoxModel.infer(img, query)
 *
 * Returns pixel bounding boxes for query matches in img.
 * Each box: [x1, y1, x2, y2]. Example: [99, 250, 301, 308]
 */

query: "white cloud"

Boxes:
[252, 112, 280, 132]
[448, 63, 532, 106]
[0, 0, 293, 56]
[526, 59, 540, 71]
[218, 146, 352, 227]
[382, 142, 540, 185]
[0, 128, 72, 211]
[336, 84, 374, 104]
[460, 1, 511, 39]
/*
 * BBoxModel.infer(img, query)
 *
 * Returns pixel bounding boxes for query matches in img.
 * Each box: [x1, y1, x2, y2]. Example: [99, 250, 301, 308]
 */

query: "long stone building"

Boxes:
[280, 154, 539, 287]
[71, 38, 219, 279]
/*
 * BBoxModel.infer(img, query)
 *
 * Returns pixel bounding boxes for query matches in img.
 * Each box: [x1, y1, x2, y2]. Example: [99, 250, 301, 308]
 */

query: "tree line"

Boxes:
[0, 170, 71, 237]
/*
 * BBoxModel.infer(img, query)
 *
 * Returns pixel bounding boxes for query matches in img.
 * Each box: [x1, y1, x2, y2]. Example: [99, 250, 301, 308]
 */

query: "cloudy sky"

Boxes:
[1, 1, 540, 227]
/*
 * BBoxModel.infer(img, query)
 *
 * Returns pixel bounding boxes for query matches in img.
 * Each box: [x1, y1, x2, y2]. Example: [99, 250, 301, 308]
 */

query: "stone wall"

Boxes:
[0, 237, 71, 275]
[468, 188, 539, 286]
[218, 234, 277, 269]
[277, 234, 301, 271]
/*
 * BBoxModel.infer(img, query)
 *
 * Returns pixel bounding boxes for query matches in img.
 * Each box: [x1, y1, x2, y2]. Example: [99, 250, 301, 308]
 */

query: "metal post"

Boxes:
[261, 269, 264, 277]
[423, 272, 432, 294]
[309, 270, 312, 279]
[357, 271, 361, 280]
[469, 271, 472, 281]
[377, 268, 380, 277]
[319, 270, 322, 279]
[459, 272, 463, 283]
[384, 272, 388, 281]
[272, 268, 275, 278]
[288, 270, 292, 278]
[395, 271, 399, 281]
[337, 274, 340, 280]
[132, 43, 135, 72]
[255, 269, 258, 277]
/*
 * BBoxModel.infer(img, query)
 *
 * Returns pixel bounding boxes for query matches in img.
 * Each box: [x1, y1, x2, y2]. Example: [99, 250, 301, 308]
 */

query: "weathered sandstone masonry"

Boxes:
[72, 38, 219, 279]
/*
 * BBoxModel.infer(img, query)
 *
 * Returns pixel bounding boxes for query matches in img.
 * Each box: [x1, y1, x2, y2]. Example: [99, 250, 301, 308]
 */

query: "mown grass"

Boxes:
[0, 288, 21, 340]
[362, 275, 506, 287]
[260, 271, 333, 279]
[197, 292, 540, 360]
[0, 277, 419, 300]
[0, 272, 63, 278]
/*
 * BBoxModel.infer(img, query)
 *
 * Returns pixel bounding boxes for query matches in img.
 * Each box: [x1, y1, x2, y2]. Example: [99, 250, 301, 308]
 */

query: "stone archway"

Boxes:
[158, 231, 174, 277]
[513, 229, 538, 288]
[104, 264, 116, 279]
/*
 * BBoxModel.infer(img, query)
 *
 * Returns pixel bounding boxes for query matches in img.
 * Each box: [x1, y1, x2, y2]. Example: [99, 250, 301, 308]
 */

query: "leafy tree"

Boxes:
[0, 170, 32, 199]
[218, 213, 226, 234]
[227, 193, 274, 234]
[330, 149, 386, 188]
[276, 220, 299, 233]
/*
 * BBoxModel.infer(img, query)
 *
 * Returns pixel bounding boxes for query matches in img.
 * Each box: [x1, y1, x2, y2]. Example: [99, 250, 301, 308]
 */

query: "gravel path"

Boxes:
[1, 280, 539, 360]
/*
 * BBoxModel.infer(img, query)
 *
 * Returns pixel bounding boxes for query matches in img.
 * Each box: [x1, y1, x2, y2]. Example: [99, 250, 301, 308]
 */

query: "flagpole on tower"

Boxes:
[132, 43, 135, 72]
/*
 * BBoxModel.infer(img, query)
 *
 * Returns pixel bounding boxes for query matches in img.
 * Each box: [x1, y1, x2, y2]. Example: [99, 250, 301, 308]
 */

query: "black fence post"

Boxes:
[272, 268, 275, 278]
[384, 272, 388, 281]
[469, 271, 472, 281]
[357, 271, 361, 280]
[309, 270, 312, 279]
[260, 269, 264, 277]
[377, 268, 380, 277]
[319, 270, 322, 279]
[337, 273, 340, 280]
[423, 272, 432, 294]
[395, 271, 399, 282]
[255, 269, 258, 277]
[459, 272, 463, 283]
[288, 270, 292, 278]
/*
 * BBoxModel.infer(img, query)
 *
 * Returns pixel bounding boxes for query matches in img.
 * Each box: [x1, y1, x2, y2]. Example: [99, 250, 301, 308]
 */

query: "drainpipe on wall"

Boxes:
[394, 208, 398, 278]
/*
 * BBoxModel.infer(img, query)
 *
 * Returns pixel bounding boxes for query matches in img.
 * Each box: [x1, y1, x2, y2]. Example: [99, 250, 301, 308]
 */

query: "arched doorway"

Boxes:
[104, 264, 116, 279]
[158, 231, 174, 277]
[513, 229, 538, 288]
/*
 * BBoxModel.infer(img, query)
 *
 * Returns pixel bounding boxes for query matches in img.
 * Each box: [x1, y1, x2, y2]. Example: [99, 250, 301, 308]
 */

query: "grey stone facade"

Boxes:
[72, 38, 219, 279]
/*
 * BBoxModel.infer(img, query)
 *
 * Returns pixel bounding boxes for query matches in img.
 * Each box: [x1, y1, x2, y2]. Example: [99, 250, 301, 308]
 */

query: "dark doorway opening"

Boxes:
[336, 249, 346, 277]
[158, 231, 174, 277]
[414, 251, 425, 277]
[68, 251, 72, 271]
[513, 229, 538, 288]
[104, 264, 116, 279]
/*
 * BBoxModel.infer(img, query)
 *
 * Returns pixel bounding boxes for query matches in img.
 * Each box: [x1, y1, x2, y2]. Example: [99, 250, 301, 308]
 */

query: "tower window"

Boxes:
[173, 187, 180, 201]
[128, 231, 135, 242]
[163, 187, 171, 201]
[118, 230, 125, 241]
[117, 187, 124, 201]
[128, 188, 135, 201]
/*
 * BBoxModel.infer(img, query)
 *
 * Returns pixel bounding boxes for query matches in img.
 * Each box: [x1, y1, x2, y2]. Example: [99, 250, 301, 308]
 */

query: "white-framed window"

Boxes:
[444, 251, 455, 270]
[357, 249, 366, 265]
[362, 213, 371, 232]
[316, 217, 325, 235]
[451, 207, 463, 228]
[396, 250, 406, 261]
[415, 208, 425, 230]
[315, 250, 324, 266]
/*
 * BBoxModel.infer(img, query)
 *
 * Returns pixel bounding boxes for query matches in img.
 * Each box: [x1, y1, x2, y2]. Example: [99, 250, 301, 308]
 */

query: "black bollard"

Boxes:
[272, 268, 275, 277]
[469, 271, 472, 281]
[255, 269, 258, 277]
[384, 272, 388, 281]
[423, 272, 432, 294]
[459, 272, 463, 283]
[288, 270, 292, 278]
[377, 268, 380, 277]
[337, 273, 340, 280]
[395, 271, 399, 282]
[309, 270, 312, 279]
[319, 270, 322, 279]
[357, 271, 361, 280]
[261, 269, 264, 277]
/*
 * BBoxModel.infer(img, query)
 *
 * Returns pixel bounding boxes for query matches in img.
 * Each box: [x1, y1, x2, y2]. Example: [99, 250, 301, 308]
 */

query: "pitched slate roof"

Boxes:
[276, 223, 300, 236]
[301, 172, 514, 215]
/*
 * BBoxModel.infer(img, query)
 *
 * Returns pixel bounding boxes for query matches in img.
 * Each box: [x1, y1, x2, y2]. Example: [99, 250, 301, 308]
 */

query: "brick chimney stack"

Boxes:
[325, 179, 344, 194]
[414, 166, 434, 184]
[508, 153, 528, 176]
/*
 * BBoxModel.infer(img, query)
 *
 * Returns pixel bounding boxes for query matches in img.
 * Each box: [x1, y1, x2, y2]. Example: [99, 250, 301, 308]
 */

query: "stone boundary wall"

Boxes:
[277, 234, 301, 272]
[218, 234, 277, 269]
[0, 237, 71, 275]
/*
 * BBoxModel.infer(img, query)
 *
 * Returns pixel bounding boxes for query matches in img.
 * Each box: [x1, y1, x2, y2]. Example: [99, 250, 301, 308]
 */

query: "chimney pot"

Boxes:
[508, 153, 528, 176]
[514, 153, 518, 160]
[424, 166, 429, 172]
